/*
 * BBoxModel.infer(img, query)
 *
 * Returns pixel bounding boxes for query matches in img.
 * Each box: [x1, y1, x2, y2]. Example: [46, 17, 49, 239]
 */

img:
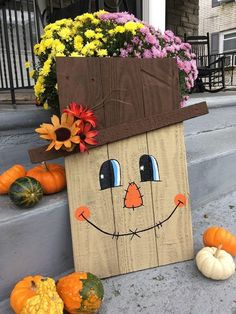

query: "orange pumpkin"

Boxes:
[57, 272, 104, 314]
[10, 275, 63, 314]
[10, 275, 42, 313]
[203, 226, 236, 256]
[27, 162, 66, 194]
[0, 164, 26, 194]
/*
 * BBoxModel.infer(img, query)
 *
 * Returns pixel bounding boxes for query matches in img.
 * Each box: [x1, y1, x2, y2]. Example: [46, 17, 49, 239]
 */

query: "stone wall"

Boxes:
[166, 0, 199, 38]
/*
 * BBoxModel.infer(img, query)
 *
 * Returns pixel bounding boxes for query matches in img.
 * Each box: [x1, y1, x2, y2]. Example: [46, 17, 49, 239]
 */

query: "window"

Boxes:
[219, 30, 236, 67]
[223, 32, 236, 52]
[212, 0, 220, 7]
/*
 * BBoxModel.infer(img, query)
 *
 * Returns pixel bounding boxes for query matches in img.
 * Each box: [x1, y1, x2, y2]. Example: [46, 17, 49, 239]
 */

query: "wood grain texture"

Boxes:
[65, 145, 120, 278]
[107, 133, 158, 273]
[29, 102, 208, 163]
[147, 124, 193, 265]
[66, 124, 193, 278]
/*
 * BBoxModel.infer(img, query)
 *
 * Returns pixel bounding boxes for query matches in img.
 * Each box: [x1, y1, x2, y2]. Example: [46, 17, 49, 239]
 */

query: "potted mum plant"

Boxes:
[31, 11, 198, 112]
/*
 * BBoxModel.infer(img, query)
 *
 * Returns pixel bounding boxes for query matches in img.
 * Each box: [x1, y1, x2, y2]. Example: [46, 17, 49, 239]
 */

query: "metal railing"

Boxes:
[0, 0, 43, 104]
[196, 51, 236, 90]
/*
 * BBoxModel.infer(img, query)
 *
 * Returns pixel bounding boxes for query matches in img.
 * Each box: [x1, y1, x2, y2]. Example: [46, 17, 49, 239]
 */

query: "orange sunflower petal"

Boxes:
[71, 136, 80, 144]
[40, 134, 53, 140]
[46, 141, 56, 151]
[61, 112, 74, 126]
[51, 115, 60, 127]
[64, 140, 72, 148]
[54, 142, 63, 150]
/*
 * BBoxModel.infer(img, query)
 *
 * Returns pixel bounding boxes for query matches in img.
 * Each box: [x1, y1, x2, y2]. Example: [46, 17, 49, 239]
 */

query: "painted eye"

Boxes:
[139, 155, 160, 182]
[99, 159, 121, 190]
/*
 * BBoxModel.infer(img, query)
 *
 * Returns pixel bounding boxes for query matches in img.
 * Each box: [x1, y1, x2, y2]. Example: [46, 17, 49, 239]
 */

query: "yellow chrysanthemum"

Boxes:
[25, 61, 31, 68]
[97, 49, 108, 57]
[114, 26, 125, 33]
[56, 52, 65, 57]
[85, 29, 96, 39]
[35, 113, 81, 151]
[40, 58, 52, 76]
[43, 102, 49, 110]
[34, 43, 40, 55]
[95, 33, 103, 39]
[91, 18, 100, 25]
[34, 75, 45, 97]
[74, 35, 83, 51]
[70, 52, 81, 57]
[95, 10, 108, 17]
[43, 38, 54, 49]
[52, 39, 65, 53]
[29, 70, 35, 78]
[78, 13, 94, 22]
[58, 27, 72, 40]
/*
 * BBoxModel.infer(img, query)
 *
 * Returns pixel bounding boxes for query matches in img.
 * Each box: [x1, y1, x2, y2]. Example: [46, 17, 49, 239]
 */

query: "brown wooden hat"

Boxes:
[29, 57, 208, 163]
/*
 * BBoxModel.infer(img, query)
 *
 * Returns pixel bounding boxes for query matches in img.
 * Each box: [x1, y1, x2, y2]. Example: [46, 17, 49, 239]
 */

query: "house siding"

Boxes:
[199, 0, 236, 34]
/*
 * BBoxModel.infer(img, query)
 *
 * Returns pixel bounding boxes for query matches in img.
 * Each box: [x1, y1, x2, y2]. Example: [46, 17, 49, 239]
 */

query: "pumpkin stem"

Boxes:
[214, 244, 223, 258]
[42, 161, 49, 172]
[31, 280, 37, 291]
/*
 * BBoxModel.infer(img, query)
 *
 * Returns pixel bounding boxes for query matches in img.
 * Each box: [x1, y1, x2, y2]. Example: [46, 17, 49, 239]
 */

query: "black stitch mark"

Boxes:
[129, 228, 141, 240]
[80, 201, 182, 239]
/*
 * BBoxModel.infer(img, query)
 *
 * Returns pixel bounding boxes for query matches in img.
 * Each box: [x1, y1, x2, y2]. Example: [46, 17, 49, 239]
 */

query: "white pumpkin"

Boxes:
[196, 246, 235, 280]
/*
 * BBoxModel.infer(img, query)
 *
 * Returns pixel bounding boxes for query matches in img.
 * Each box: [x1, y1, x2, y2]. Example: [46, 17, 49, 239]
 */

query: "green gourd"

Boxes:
[9, 177, 43, 208]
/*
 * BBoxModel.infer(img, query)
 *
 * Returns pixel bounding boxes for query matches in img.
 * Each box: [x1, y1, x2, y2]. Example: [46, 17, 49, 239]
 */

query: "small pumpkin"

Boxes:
[0, 164, 26, 194]
[203, 226, 236, 256]
[196, 246, 235, 280]
[57, 272, 104, 314]
[27, 162, 66, 194]
[10, 275, 64, 314]
[9, 177, 43, 208]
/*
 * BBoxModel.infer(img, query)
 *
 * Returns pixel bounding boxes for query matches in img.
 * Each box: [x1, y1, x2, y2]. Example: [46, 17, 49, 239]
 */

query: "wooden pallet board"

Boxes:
[65, 123, 193, 278]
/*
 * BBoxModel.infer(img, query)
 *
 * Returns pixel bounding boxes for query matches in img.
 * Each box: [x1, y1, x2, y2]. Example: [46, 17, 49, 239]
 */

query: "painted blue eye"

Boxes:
[140, 155, 160, 182]
[99, 159, 121, 190]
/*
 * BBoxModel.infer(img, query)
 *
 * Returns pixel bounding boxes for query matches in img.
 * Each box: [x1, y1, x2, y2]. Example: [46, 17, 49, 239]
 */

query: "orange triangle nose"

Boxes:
[124, 182, 143, 209]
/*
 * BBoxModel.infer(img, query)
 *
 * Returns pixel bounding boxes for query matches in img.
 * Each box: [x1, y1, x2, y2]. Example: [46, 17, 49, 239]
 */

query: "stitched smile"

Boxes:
[79, 200, 183, 240]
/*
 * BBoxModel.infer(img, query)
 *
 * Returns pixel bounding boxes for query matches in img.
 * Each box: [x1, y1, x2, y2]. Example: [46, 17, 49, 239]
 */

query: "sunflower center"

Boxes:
[55, 127, 71, 141]
[79, 132, 86, 140]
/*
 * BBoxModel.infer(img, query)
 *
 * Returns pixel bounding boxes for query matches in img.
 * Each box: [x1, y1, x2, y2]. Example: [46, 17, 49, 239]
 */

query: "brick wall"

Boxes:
[166, 0, 199, 37]
[199, 0, 236, 34]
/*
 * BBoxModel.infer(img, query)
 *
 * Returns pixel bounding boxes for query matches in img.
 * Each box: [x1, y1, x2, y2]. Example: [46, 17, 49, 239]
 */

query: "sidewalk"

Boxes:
[187, 90, 236, 108]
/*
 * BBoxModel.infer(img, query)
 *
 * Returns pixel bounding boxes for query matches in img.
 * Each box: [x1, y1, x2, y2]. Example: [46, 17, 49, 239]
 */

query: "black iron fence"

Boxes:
[198, 51, 236, 89]
[0, 0, 43, 103]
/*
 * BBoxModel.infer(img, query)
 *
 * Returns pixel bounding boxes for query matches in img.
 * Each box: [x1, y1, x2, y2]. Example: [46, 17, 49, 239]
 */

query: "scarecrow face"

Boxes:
[66, 124, 193, 277]
[72, 127, 189, 242]
[75, 152, 186, 240]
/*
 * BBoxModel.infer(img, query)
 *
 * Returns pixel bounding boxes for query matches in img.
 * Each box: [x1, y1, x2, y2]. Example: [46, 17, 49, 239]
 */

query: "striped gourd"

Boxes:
[9, 177, 43, 209]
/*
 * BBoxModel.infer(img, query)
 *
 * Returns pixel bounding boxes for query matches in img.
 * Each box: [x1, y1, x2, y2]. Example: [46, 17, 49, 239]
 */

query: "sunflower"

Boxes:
[35, 113, 81, 151]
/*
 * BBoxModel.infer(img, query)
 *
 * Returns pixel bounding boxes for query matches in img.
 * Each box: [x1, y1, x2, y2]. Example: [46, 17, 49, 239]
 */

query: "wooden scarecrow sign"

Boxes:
[30, 57, 208, 278]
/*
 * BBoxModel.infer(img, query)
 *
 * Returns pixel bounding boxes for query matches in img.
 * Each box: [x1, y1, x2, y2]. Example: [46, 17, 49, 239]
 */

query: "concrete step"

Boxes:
[0, 101, 236, 304]
[184, 103, 236, 208]
[0, 89, 35, 105]
[0, 192, 74, 303]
